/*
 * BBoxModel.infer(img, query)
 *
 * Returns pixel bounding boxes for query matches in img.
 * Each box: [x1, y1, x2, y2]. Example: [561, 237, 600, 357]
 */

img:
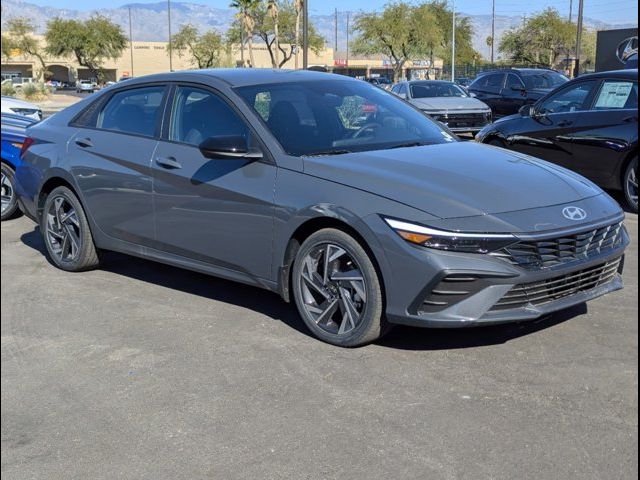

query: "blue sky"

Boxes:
[21, 0, 639, 24]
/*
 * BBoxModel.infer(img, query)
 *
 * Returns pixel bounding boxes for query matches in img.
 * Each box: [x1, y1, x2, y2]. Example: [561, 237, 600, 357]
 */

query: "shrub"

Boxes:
[21, 82, 40, 100]
[1, 83, 16, 96]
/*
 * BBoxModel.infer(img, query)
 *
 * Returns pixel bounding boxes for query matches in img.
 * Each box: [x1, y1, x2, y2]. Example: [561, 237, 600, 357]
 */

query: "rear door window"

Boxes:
[538, 81, 598, 114]
[473, 73, 505, 93]
[97, 86, 166, 137]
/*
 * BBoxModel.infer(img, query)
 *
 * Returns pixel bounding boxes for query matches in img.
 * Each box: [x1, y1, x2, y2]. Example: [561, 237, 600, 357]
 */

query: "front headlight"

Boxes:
[384, 218, 517, 254]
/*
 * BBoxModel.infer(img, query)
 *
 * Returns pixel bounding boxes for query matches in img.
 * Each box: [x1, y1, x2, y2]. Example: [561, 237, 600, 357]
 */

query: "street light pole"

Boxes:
[167, 0, 173, 71]
[302, 0, 309, 69]
[128, 7, 135, 77]
[574, 0, 584, 77]
[451, 0, 456, 81]
[491, 0, 495, 64]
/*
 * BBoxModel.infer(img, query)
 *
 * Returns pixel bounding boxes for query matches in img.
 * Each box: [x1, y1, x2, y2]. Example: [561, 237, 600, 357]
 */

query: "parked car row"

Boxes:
[2, 69, 631, 347]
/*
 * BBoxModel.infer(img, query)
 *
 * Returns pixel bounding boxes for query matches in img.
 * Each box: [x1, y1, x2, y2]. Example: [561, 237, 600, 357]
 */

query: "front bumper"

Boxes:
[365, 215, 629, 328]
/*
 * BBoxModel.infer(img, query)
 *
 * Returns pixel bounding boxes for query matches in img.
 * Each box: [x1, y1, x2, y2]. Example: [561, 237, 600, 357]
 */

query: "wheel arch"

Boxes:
[1, 157, 16, 170]
[277, 215, 387, 304]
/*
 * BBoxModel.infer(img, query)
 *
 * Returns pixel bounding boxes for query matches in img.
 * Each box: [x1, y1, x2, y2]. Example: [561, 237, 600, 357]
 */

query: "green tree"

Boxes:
[171, 25, 228, 69]
[1, 34, 16, 61]
[230, 0, 261, 67]
[45, 16, 127, 82]
[228, 1, 324, 69]
[4, 18, 49, 80]
[499, 8, 574, 68]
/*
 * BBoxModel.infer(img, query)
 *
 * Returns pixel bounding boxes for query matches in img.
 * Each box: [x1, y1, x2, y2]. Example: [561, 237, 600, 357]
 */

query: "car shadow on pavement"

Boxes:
[21, 226, 586, 351]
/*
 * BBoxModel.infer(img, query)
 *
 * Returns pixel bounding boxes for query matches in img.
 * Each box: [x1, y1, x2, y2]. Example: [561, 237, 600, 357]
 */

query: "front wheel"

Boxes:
[1, 163, 20, 221]
[623, 156, 638, 213]
[41, 186, 100, 272]
[292, 228, 388, 347]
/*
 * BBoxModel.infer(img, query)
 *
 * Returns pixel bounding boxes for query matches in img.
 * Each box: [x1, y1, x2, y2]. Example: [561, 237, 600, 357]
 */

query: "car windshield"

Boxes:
[521, 71, 568, 90]
[236, 80, 455, 157]
[410, 82, 468, 98]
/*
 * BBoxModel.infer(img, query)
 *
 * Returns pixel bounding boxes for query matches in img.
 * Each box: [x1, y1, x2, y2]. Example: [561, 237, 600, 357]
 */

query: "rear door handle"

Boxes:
[75, 138, 93, 148]
[623, 116, 638, 123]
[156, 156, 182, 169]
[556, 120, 573, 127]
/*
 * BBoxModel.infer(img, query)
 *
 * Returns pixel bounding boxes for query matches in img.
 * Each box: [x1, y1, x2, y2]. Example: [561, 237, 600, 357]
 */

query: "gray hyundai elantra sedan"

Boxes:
[15, 69, 629, 347]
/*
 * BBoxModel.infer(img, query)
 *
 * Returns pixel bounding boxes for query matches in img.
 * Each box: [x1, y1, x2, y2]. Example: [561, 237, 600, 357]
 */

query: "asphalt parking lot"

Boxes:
[1, 210, 637, 479]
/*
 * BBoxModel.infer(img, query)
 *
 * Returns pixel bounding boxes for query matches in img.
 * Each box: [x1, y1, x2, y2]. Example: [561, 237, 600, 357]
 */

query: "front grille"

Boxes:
[430, 112, 489, 128]
[490, 257, 622, 312]
[491, 222, 624, 270]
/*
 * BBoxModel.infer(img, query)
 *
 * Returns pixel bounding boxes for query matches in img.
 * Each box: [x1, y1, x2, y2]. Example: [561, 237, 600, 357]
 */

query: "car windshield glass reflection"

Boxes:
[411, 82, 468, 98]
[521, 72, 568, 90]
[236, 80, 454, 157]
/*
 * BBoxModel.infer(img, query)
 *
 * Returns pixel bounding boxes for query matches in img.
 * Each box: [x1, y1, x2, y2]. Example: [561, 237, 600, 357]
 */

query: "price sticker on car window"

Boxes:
[595, 82, 634, 109]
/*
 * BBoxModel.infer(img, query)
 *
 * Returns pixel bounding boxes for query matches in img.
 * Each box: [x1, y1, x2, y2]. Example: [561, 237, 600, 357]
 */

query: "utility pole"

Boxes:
[574, 0, 584, 77]
[240, 15, 245, 67]
[491, 0, 495, 64]
[569, 0, 573, 22]
[346, 12, 350, 72]
[128, 7, 135, 77]
[167, 0, 173, 71]
[334, 8, 338, 53]
[451, 0, 456, 81]
[302, 0, 309, 69]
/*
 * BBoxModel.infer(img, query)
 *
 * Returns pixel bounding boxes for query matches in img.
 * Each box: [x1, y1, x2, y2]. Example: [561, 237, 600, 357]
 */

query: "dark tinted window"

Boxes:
[237, 79, 455, 156]
[593, 80, 638, 110]
[538, 80, 597, 114]
[71, 95, 109, 128]
[520, 71, 568, 90]
[97, 86, 165, 137]
[169, 86, 249, 146]
[506, 74, 525, 90]
[472, 73, 504, 92]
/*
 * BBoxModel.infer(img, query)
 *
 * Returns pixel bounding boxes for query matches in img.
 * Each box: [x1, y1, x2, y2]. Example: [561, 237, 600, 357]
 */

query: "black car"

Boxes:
[468, 68, 569, 118]
[476, 69, 638, 212]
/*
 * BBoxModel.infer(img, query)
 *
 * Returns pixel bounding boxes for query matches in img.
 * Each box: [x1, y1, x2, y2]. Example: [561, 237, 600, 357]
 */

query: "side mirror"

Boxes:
[198, 135, 263, 160]
[519, 104, 535, 117]
[468, 91, 478, 98]
[396, 92, 407, 99]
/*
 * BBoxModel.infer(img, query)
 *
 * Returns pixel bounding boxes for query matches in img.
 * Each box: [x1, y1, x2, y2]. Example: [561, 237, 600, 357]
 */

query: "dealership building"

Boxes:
[1, 35, 444, 82]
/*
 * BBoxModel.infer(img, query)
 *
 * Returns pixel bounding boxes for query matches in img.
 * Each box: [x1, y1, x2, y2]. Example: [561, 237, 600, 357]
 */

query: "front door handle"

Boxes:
[156, 156, 182, 169]
[75, 137, 93, 148]
[623, 116, 638, 123]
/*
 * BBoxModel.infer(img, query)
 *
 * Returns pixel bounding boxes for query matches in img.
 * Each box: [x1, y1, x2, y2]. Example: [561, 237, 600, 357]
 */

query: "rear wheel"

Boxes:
[1, 163, 20, 221]
[623, 156, 638, 213]
[41, 186, 100, 272]
[292, 228, 387, 347]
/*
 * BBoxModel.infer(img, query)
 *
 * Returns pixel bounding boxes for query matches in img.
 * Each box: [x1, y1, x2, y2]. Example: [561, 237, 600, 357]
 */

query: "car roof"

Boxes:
[119, 68, 353, 88]
[574, 69, 638, 80]
[407, 80, 455, 84]
[477, 68, 559, 76]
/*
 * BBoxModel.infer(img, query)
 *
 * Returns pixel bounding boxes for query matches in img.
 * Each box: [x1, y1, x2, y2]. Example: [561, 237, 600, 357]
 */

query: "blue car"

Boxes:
[1, 113, 37, 220]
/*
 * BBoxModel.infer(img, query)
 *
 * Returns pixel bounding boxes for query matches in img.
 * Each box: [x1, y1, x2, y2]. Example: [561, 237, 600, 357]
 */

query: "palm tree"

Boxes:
[230, 0, 259, 67]
[294, 0, 303, 69]
[267, 0, 280, 68]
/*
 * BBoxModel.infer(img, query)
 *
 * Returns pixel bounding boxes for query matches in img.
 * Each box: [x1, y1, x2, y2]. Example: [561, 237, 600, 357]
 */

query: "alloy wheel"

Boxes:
[626, 163, 638, 210]
[45, 195, 82, 262]
[1, 170, 14, 215]
[298, 243, 367, 336]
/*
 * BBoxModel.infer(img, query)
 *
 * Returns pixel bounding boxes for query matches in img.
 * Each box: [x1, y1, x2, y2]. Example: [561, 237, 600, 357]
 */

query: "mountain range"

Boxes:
[1, 0, 637, 60]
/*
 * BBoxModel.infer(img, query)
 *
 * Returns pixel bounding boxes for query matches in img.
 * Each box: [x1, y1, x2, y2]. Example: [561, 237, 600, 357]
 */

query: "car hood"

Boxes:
[303, 142, 602, 219]
[1, 96, 39, 110]
[409, 97, 489, 111]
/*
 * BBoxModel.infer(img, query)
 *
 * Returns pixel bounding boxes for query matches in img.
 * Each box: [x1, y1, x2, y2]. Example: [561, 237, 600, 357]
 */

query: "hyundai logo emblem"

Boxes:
[616, 36, 638, 64]
[562, 206, 588, 221]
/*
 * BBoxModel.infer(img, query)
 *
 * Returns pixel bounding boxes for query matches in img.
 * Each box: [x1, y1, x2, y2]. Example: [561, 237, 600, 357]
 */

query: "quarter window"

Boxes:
[97, 86, 166, 137]
[169, 86, 249, 146]
[537, 81, 597, 114]
[593, 80, 638, 110]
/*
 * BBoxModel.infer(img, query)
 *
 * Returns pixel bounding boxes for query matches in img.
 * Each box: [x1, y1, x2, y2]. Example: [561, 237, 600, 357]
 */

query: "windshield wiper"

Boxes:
[305, 149, 352, 157]
[386, 142, 431, 150]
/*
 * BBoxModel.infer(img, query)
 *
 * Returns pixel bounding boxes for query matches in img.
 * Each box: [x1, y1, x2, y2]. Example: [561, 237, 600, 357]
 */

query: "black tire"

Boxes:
[292, 228, 388, 347]
[1, 163, 21, 221]
[41, 186, 100, 272]
[623, 156, 638, 213]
